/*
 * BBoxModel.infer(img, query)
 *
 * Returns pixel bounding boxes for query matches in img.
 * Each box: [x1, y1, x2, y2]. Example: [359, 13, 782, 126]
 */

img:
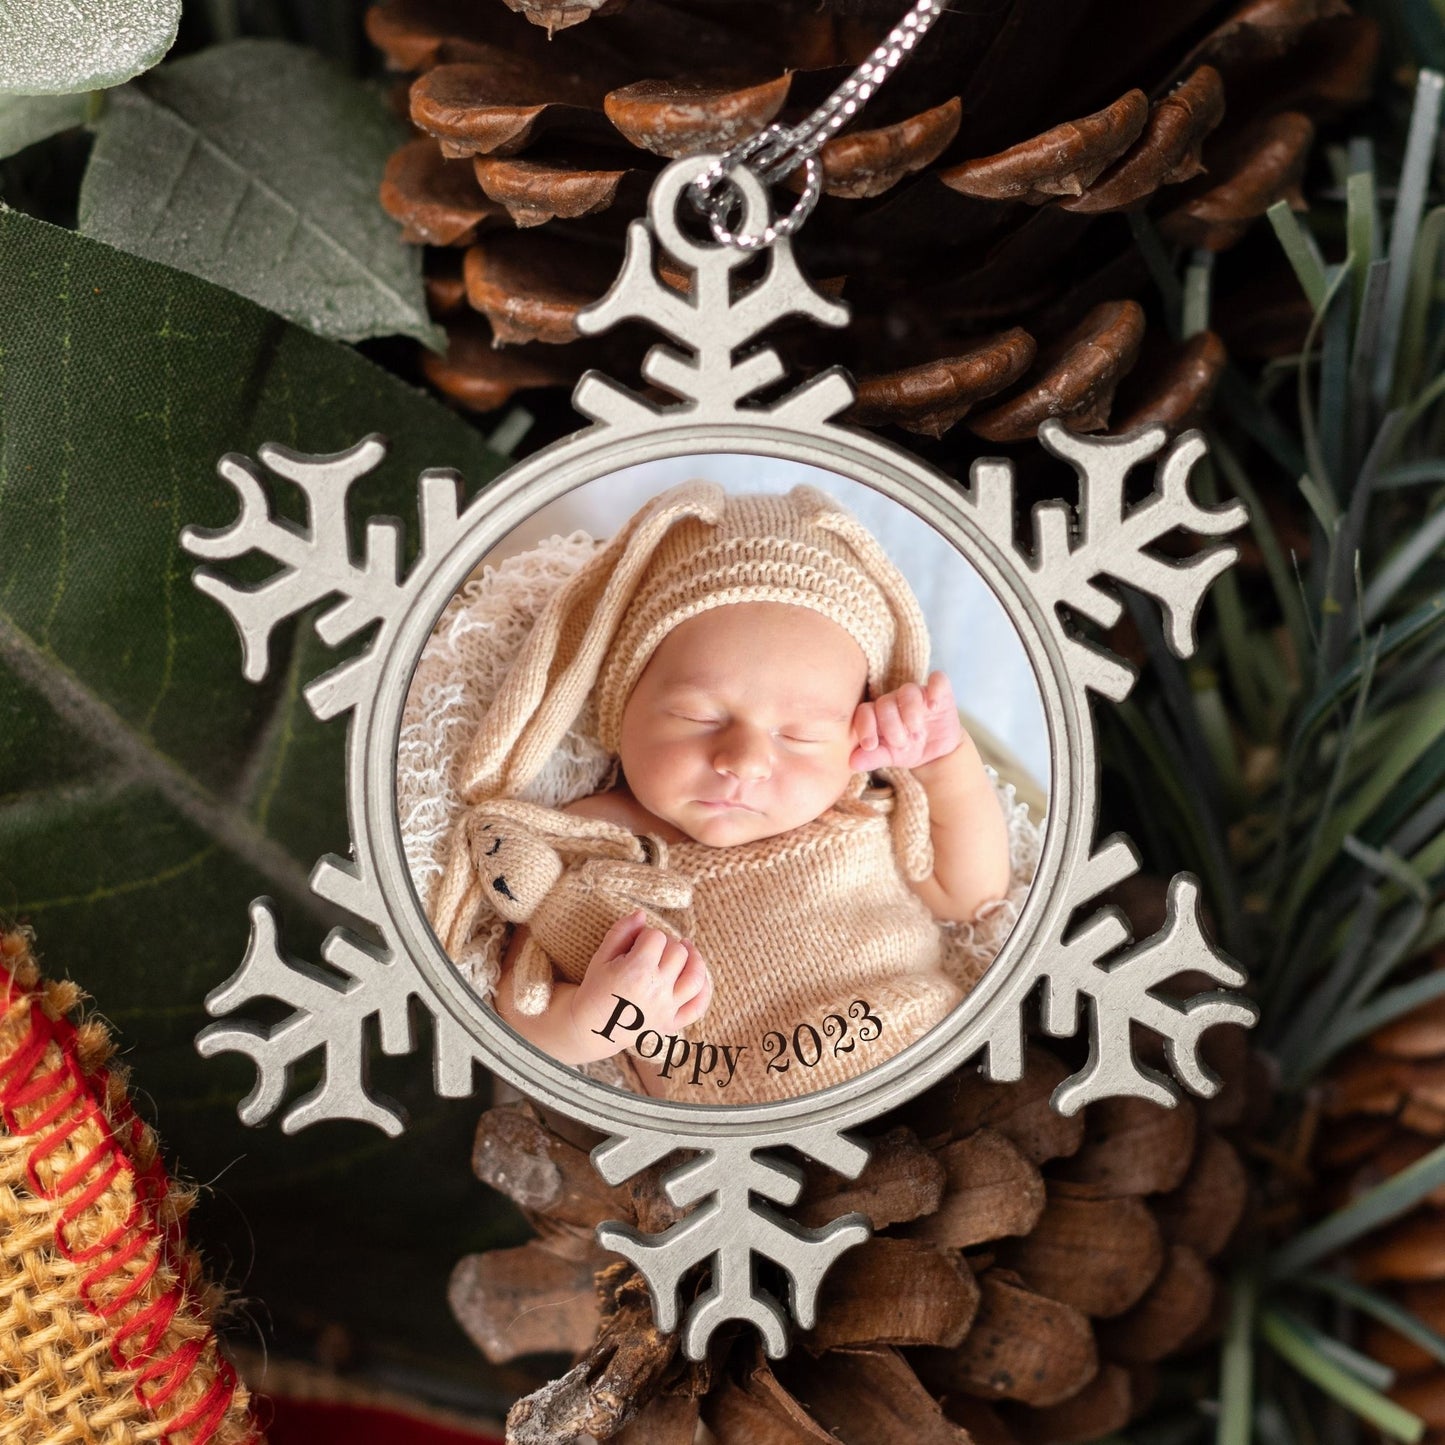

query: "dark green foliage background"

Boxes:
[0, 209, 527, 1387]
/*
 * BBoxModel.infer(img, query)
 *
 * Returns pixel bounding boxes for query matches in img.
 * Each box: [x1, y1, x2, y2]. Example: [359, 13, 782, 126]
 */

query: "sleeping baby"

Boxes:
[428, 481, 1011, 1104]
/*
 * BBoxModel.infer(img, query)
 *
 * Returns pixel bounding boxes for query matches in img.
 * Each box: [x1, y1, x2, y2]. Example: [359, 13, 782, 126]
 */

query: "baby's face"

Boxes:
[618, 601, 868, 847]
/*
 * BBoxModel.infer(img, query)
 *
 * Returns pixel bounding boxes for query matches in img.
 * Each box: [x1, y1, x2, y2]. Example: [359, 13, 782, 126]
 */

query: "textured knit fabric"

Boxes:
[481, 775, 960, 1105]
[428, 482, 939, 959]
[590, 488, 929, 753]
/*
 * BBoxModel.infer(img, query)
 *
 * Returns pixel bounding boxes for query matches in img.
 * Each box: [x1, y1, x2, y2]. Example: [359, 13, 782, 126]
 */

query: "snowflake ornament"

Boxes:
[185, 155, 1257, 1359]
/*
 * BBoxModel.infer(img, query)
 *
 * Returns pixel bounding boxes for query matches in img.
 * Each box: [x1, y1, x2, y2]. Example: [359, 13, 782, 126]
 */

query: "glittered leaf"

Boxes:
[0, 0, 179, 95]
[78, 40, 444, 349]
[0, 92, 90, 159]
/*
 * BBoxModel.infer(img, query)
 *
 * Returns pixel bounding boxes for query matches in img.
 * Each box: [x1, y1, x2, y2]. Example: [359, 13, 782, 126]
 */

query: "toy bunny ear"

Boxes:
[454, 481, 726, 806]
[470, 798, 650, 862]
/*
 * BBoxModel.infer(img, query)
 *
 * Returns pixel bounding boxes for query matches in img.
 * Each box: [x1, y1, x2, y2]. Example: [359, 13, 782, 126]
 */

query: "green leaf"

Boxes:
[0, 209, 522, 1378]
[0, 0, 178, 95]
[1302, 1272, 1445, 1371]
[1267, 1137, 1445, 1278]
[1377, 72, 1444, 406]
[1217, 1270, 1257, 1445]
[1268, 200, 1329, 310]
[0, 92, 91, 160]
[78, 40, 443, 350]
[1305, 966, 1445, 1078]
[1260, 1310, 1424, 1441]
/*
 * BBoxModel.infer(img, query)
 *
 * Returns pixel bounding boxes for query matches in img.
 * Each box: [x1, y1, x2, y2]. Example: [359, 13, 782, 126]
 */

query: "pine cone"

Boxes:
[1316, 947, 1445, 1436]
[371, 0, 1374, 446]
[451, 1036, 1256, 1444]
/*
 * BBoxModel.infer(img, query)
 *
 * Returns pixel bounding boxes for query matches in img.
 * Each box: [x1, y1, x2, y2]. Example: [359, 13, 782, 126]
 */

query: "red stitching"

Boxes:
[2, 970, 248, 1445]
[0, 1013, 51, 1111]
[164, 1368, 234, 1438]
[113, 1286, 182, 1360]
[4, 1057, 78, 1114]
[136, 1334, 206, 1403]
[10, 1070, 85, 1132]
[83, 1227, 154, 1304]
[25, 1092, 105, 1192]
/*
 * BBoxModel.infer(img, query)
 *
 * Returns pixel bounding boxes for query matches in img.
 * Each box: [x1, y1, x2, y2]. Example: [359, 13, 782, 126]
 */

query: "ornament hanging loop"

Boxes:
[688, 126, 823, 252]
[688, 0, 945, 250]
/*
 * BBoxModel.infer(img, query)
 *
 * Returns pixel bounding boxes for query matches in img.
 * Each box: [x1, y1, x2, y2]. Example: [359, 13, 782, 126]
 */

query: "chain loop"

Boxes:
[688, 0, 945, 249]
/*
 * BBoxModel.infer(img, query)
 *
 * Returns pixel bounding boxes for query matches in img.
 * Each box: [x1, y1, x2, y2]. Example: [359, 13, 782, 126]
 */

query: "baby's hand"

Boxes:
[851, 670, 963, 772]
[570, 910, 712, 1053]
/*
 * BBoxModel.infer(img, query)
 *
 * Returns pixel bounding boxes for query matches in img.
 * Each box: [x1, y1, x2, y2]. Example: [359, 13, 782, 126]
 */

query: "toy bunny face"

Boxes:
[617, 601, 868, 848]
[466, 815, 563, 923]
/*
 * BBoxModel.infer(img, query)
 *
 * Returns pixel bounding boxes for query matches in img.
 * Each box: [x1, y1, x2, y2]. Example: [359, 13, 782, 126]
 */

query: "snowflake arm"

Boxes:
[595, 1141, 869, 1359]
[572, 164, 850, 422]
[590, 1131, 871, 1359]
[180, 434, 403, 684]
[1042, 874, 1259, 1114]
[1027, 421, 1249, 697]
[197, 898, 414, 1135]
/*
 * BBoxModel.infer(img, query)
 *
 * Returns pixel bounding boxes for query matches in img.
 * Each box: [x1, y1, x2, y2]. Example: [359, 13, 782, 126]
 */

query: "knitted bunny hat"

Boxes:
[447, 479, 937, 884]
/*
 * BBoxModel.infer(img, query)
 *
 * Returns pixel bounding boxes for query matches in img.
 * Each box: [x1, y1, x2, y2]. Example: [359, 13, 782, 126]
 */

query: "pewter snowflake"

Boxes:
[187, 153, 1256, 1360]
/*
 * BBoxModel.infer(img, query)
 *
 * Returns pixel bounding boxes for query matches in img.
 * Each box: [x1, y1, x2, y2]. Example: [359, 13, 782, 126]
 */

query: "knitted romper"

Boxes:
[517, 775, 963, 1105]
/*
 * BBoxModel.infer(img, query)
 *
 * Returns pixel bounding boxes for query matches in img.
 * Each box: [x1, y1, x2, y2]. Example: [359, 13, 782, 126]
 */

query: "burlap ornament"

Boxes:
[0, 928, 261, 1445]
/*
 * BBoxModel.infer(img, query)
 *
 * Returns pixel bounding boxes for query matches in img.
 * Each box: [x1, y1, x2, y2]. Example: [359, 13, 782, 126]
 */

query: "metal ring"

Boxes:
[697, 152, 824, 252]
[684, 0, 943, 250]
[687, 125, 783, 218]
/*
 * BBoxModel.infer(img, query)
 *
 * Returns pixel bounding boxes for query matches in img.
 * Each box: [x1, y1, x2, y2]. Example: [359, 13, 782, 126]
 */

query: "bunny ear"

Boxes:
[796, 487, 931, 697]
[795, 486, 937, 883]
[454, 481, 726, 805]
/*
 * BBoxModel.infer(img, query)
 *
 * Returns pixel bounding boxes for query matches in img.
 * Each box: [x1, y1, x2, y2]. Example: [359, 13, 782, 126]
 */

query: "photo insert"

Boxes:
[397, 458, 1049, 1106]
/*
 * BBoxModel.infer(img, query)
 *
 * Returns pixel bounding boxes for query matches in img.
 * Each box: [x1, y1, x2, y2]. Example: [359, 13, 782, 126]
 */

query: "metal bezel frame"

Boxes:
[376, 422, 1071, 1141]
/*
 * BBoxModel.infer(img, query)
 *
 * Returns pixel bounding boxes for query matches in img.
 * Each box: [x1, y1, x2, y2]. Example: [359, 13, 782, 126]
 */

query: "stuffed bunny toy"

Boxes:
[450, 799, 693, 1016]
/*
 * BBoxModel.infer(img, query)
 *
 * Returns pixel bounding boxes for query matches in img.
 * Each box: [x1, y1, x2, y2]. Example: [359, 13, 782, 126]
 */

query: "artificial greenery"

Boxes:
[0, 0, 181, 95]
[1104, 61, 1445, 1445]
[78, 40, 443, 347]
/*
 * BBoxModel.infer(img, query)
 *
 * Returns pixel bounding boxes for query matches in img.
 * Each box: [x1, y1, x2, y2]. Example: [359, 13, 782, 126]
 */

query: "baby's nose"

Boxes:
[713, 728, 771, 780]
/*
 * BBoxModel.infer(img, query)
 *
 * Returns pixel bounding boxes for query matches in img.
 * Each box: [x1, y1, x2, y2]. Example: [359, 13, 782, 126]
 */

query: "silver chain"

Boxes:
[688, 0, 946, 251]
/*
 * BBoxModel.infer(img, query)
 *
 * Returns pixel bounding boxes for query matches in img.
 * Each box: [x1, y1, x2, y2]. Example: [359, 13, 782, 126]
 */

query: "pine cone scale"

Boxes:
[940, 90, 1151, 203]
[604, 75, 792, 159]
[912, 1268, 1099, 1407]
[807, 1238, 980, 1351]
[997, 1191, 1165, 1317]
[449, 1241, 604, 1362]
[779, 1346, 976, 1445]
[900, 1126, 1047, 1248]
